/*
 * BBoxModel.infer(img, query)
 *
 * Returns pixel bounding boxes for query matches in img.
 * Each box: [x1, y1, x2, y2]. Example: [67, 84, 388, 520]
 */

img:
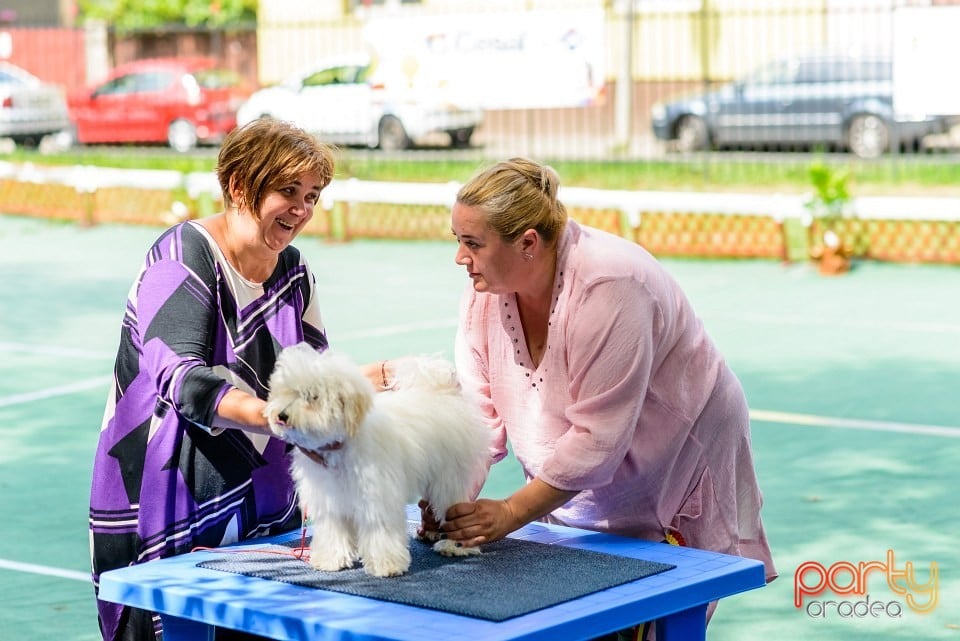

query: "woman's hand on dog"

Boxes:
[439, 498, 517, 547]
[441, 479, 580, 547]
[416, 499, 443, 538]
[417, 498, 513, 547]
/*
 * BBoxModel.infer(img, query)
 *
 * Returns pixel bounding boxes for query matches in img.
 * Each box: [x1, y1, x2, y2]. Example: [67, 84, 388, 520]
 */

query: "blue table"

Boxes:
[98, 513, 766, 641]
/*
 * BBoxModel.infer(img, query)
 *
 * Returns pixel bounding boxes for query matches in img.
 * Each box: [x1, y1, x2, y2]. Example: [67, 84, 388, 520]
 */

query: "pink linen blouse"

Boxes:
[455, 220, 776, 580]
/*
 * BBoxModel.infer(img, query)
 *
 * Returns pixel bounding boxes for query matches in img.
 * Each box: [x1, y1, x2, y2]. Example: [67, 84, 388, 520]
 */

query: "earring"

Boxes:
[522, 252, 533, 261]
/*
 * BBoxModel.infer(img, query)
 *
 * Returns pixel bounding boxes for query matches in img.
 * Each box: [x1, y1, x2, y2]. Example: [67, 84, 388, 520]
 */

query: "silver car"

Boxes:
[237, 53, 482, 151]
[0, 62, 70, 145]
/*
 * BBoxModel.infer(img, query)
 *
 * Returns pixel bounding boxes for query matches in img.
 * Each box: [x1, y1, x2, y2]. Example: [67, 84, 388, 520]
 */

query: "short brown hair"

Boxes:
[216, 118, 337, 217]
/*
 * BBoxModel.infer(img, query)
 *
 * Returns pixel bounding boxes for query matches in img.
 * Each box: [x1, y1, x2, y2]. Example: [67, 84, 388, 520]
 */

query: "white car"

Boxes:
[237, 53, 481, 151]
[0, 61, 70, 145]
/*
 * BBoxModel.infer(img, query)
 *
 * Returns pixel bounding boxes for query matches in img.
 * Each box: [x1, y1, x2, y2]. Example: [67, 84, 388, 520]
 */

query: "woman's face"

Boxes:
[255, 171, 322, 251]
[451, 202, 524, 294]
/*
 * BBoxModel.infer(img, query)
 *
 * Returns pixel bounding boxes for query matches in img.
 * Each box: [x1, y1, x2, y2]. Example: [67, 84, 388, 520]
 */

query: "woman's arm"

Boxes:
[211, 388, 272, 435]
[211, 361, 392, 438]
[136, 249, 231, 432]
[440, 478, 579, 547]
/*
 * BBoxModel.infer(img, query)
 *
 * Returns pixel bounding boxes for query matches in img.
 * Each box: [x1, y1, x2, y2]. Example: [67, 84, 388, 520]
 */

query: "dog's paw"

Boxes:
[361, 548, 412, 577]
[433, 539, 482, 557]
[309, 552, 356, 572]
[416, 528, 443, 543]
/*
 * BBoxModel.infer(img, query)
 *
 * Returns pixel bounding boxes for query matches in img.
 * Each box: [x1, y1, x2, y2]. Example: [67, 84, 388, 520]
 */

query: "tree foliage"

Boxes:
[77, 0, 257, 30]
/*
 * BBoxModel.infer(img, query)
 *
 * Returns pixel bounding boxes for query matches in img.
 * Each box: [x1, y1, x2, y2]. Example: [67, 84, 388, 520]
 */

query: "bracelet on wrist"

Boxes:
[380, 360, 391, 390]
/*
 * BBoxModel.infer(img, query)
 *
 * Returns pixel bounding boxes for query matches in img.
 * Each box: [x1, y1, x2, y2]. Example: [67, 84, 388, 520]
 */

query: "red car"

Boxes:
[67, 57, 249, 152]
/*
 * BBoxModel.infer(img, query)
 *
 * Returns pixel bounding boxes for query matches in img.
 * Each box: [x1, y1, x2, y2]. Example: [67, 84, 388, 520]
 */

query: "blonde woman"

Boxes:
[443, 157, 777, 640]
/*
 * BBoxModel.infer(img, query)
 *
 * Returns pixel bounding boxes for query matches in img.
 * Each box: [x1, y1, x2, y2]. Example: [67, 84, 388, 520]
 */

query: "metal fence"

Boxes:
[3, 1, 960, 180]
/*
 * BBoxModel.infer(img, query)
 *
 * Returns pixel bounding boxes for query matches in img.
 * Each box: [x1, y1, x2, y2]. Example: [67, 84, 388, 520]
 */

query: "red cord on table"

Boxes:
[191, 508, 311, 561]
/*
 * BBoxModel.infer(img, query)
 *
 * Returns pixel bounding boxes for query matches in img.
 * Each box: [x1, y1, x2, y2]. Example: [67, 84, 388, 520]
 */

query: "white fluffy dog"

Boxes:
[263, 343, 491, 577]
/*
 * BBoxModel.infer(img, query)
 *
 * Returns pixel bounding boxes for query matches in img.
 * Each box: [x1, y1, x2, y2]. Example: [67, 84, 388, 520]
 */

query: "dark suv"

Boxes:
[651, 52, 955, 158]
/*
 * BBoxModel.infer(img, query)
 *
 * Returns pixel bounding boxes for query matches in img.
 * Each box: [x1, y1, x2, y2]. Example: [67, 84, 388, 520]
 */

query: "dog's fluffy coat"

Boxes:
[264, 343, 491, 577]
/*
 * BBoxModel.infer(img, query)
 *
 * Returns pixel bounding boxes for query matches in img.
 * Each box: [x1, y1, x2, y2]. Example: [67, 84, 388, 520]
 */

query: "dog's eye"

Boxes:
[278, 412, 289, 423]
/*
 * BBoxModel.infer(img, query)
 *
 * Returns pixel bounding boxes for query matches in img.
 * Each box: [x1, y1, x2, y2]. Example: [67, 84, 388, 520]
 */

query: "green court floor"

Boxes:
[1, 215, 958, 640]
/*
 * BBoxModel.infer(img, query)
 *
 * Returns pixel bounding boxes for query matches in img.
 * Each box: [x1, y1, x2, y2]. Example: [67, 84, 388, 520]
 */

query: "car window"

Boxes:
[94, 74, 138, 97]
[193, 68, 243, 89]
[302, 65, 364, 88]
[855, 60, 891, 82]
[796, 58, 891, 84]
[94, 71, 172, 97]
[0, 70, 21, 84]
[356, 64, 374, 83]
[797, 61, 833, 84]
[136, 71, 174, 92]
[745, 60, 797, 86]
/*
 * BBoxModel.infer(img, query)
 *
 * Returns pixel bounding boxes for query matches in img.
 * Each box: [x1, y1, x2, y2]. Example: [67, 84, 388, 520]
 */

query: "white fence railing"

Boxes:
[3, 161, 960, 223]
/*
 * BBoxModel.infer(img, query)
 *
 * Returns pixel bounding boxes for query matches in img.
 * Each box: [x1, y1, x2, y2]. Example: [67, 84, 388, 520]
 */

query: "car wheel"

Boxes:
[167, 119, 199, 153]
[12, 134, 43, 149]
[38, 131, 70, 154]
[448, 127, 474, 149]
[847, 114, 888, 159]
[52, 126, 77, 150]
[378, 116, 411, 151]
[674, 115, 709, 153]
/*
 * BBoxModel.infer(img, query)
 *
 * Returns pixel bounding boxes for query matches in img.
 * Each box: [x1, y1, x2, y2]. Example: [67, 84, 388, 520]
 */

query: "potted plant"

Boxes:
[803, 161, 856, 275]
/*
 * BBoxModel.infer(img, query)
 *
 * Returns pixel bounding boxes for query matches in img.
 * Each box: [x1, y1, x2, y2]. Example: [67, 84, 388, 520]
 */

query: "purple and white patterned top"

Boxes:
[89, 221, 328, 640]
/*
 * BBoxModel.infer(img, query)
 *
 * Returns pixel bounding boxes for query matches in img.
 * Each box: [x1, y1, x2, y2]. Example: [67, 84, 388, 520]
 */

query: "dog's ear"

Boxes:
[340, 385, 373, 438]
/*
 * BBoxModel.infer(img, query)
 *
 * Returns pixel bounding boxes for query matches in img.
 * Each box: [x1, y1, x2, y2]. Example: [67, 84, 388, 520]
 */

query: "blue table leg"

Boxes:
[658, 603, 707, 641]
[160, 614, 215, 641]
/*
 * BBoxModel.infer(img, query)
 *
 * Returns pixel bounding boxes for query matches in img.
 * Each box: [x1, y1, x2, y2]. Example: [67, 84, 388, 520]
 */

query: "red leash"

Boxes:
[191, 507, 311, 561]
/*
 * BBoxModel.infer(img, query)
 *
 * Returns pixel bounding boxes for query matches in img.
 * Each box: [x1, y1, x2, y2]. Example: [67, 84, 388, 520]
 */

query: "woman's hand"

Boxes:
[440, 498, 518, 547]
[416, 499, 442, 539]
[441, 478, 579, 547]
[213, 388, 272, 435]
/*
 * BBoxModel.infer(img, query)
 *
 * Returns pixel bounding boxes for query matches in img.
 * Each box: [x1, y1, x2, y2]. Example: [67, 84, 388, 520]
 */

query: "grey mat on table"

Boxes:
[197, 526, 674, 622]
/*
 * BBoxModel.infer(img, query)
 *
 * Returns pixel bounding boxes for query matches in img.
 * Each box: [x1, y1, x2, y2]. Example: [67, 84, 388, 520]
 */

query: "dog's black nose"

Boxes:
[278, 412, 289, 423]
